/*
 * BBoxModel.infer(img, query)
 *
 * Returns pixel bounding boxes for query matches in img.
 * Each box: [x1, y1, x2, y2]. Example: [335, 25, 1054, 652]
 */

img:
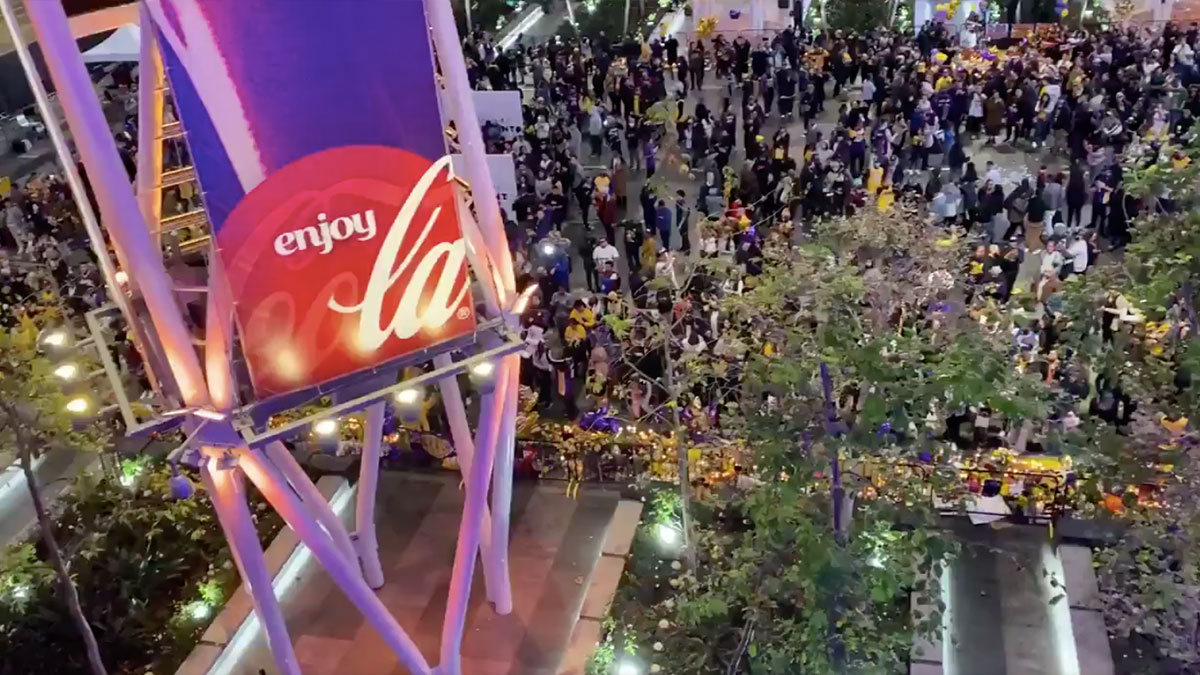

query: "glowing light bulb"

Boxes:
[65, 396, 90, 414]
[42, 330, 67, 347]
[53, 363, 78, 380]
[617, 661, 642, 675]
[314, 419, 339, 437]
[186, 602, 212, 621]
[395, 388, 421, 405]
[472, 361, 495, 378]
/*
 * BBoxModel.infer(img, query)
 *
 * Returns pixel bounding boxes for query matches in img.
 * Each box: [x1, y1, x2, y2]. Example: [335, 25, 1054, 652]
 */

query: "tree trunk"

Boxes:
[1181, 282, 1198, 338]
[20, 447, 108, 675]
[662, 318, 697, 570]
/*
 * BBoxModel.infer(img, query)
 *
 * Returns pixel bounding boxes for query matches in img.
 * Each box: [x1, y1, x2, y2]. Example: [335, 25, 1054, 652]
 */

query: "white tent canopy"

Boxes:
[82, 24, 140, 63]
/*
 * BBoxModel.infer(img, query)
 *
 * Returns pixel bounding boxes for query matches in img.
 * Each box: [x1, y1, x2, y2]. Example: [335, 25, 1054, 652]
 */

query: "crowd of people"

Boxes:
[0, 101, 183, 393]
[1, 15, 1197, 470]
[460, 17, 1200, 447]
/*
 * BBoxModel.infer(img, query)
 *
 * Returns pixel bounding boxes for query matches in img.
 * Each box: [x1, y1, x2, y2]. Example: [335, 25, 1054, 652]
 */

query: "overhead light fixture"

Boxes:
[394, 388, 423, 406]
[393, 386, 425, 424]
[468, 360, 498, 393]
[313, 419, 339, 437]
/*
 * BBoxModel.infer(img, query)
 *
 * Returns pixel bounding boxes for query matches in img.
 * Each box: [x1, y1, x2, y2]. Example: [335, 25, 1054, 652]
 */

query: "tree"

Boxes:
[0, 311, 109, 675]
[825, 0, 895, 32]
[1053, 134, 1200, 669]
[604, 203, 1053, 672]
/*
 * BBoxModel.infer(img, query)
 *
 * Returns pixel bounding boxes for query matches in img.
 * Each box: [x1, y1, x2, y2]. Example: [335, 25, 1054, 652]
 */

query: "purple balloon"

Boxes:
[934, 9, 947, 21]
[729, 8, 741, 18]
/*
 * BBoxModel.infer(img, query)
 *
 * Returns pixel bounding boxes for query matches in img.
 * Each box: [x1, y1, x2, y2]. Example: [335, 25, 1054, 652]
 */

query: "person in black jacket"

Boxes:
[1065, 164, 1088, 231]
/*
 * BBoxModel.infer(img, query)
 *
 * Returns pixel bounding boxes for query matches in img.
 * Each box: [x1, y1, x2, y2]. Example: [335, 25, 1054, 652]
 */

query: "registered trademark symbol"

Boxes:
[457, 307, 471, 320]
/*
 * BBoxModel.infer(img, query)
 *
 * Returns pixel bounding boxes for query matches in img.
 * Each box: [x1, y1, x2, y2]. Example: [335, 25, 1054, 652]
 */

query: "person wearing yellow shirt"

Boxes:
[866, 161, 884, 195]
[564, 318, 588, 347]
[877, 186, 895, 212]
[568, 299, 596, 329]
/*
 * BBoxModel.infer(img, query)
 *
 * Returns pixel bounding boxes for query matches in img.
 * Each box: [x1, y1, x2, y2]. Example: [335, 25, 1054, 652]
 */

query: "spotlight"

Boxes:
[9, 584, 30, 601]
[40, 329, 68, 348]
[114, 270, 128, 285]
[656, 523, 679, 546]
[65, 396, 90, 414]
[468, 360, 497, 394]
[186, 601, 212, 621]
[394, 387, 423, 406]
[313, 419, 339, 437]
[540, 242, 556, 256]
[53, 363, 79, 380]
[394, 387, 425, 424]
[617, 659, 642, 675]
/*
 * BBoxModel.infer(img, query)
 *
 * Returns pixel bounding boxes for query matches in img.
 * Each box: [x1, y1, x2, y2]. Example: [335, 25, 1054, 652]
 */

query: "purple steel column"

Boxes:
[424, 0, 515, 296]
[425, 0, 521, 624]
[135, 1, 164, 247]
[438, 359, 510, 674]
[433, 351, 494, 544]
[487, 353, 520, 615]
[202, 457, 300, 675]
[354, 402, 386, 589]
[263, 440, 359, 569]
[22, 0, 209, 406]
[238, 448, 432, 675]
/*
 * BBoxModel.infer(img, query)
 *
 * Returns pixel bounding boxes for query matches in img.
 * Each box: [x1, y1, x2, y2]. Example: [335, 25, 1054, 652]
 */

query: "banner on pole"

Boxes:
[145, 0, 475, 398]
[451, 154, 518, 215]
[472, 90, 524, 140]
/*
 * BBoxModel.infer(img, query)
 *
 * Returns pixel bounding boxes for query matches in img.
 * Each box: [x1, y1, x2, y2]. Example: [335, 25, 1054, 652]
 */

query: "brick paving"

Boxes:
[225, 472, 619, 675]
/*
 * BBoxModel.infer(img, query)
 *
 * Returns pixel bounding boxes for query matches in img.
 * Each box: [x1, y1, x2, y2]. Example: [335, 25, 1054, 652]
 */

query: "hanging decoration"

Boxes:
[933, 0, 960, 20]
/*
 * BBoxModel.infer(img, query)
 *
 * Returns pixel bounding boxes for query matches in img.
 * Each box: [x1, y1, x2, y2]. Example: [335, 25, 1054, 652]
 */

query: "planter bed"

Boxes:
[0, 461, 283, 675]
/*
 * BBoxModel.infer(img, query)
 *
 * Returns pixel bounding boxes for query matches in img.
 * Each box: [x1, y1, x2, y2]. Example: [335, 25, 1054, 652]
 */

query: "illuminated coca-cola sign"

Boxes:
[147, 0, 474, 397]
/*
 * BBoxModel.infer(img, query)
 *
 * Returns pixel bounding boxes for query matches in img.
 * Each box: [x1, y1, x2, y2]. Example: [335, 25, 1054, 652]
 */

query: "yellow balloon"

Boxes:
[935, 52, 948, 62]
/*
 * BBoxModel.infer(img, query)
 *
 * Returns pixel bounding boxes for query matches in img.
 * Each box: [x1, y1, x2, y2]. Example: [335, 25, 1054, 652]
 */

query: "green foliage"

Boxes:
[597, 207, 1030, 672]
[0, 544, 54, 614]
[824, 0, 894, 32]
[1050, 126, 1200, 667]
[585, 628, 617, 675]
[0, 312, 109, 464]
[0, 464, 283, 674]
[609, 481, 954, 674]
